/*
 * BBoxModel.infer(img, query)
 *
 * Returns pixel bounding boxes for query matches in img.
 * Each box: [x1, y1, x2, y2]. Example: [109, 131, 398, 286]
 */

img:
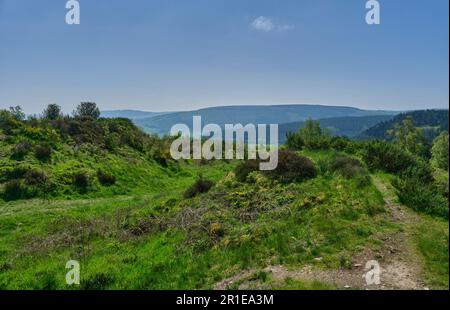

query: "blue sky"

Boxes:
[0, 0, 448, 114]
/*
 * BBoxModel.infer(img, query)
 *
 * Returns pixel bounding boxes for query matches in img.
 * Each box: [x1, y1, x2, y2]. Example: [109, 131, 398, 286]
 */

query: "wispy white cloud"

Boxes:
[250, 16, 294, 32]
[251, 16, 274, 32]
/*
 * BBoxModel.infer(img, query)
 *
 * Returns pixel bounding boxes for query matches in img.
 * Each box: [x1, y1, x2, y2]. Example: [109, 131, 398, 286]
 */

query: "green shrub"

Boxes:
[354, 173, 371, 188]
[390, 156, 447, 218]
[264, 150, 317, 183]
[97, 170, 116, 186]
[12, 141, 32, 160]
[1, 165, 30, 181]
[330, 156, 371, 187]
[73, 172, 90, 189]
[400, 158, 433, 183]
[184, 177, 215, 198]
[34, 143, 52, 161]
[234, 160, 260, 182]
[330, 156, 364, 178]
[2, 180, 29, 201]
[286, 119, 331, 150]
[361, 140, 416, 174]
[435, 174, 449, 199]
[431, 131, 449, 171]
[392, 177, 448, 219]
[329, 136, 351, 151]
[0, 109, 23, 134]
[24, 169, 52, 198]
[152, 150, 168, 167]
[285, 131, 304, 150]
[25, 169, 47, 186]
[105, 132, 120, 151]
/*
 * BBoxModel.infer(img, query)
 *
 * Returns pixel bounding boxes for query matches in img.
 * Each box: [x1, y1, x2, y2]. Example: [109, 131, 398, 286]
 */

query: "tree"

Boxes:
[73, 102, 100, 119]
[387, 116, 427, 156]
[287, 119, 331, 150]
[8, 106, 25, 121]
[43, 104, 62, 120]
[431, 131, 449, 171]
[1, 107, 23, 134]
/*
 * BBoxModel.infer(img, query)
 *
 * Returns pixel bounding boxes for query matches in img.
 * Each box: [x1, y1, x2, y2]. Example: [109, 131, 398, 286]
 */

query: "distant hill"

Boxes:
[130, 104, 395, 135]
[279, 115, 395, 143]
[101, 110, 166, 120]
[360, 109, 449, 141]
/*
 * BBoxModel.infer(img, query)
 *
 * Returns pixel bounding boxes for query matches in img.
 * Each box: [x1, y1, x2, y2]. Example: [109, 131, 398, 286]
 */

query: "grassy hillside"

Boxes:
[0, 114, 177, 201]
[0, 106, 448, 290]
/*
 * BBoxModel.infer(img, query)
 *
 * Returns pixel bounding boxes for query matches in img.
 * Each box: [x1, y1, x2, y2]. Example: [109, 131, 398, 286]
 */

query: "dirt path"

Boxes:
[215, 176, 428, 290]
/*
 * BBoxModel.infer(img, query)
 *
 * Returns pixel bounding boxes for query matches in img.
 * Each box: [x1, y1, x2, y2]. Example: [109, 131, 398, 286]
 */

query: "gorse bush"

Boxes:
[361, 140, 416, 174]
[392, 177, 448, 219]
[208, 222, 225, 238]
[392, 157, 447, 218]
[400, 158, 433, 183]
[361, 139, 448, 217]
[184, 177, 215, 198]
[234, 151, 317, 184]
[97, 170, 116, 186]
[265, 150, 317, 183]
[234, 160, 260, 182]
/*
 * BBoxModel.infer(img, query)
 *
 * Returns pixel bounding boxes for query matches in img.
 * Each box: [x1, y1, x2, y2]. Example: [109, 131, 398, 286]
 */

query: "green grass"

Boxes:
[414, 216, 449, 289]
[0, 149, 397, 289]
